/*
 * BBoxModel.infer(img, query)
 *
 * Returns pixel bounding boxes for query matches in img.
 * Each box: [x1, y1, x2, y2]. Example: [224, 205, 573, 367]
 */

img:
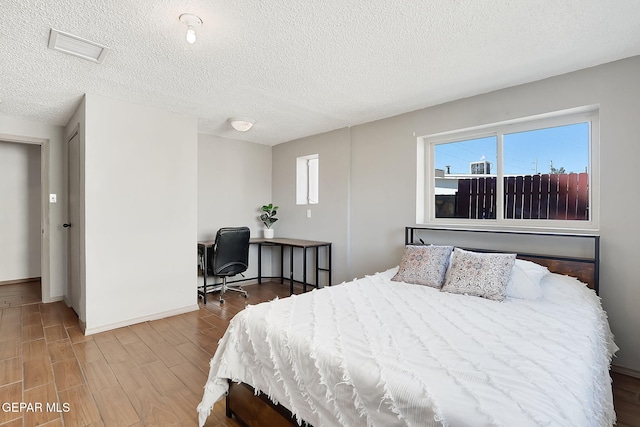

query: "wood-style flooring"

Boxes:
[0, 280, 41, 310]
[0, 281, 639, 427]
[614, 370, 640, 427]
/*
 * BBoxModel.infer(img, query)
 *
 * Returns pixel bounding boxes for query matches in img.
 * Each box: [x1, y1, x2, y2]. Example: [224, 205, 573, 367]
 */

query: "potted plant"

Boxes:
[259, 203, 278, 238]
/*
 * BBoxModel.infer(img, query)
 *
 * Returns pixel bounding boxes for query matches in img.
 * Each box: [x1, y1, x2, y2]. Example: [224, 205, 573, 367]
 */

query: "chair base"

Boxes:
[198, 276, 248, 304]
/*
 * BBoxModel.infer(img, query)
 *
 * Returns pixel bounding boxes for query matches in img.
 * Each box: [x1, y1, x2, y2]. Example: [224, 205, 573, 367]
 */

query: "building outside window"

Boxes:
[419, 107, 598, 230]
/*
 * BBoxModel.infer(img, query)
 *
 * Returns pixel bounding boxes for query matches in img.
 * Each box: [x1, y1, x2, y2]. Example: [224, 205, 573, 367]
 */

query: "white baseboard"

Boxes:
[83, 304, 200, 336]
[612, 364, 640, 379]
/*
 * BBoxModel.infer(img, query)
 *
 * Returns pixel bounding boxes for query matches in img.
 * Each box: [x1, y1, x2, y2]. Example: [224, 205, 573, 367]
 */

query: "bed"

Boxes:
[197, 228, 617, 427]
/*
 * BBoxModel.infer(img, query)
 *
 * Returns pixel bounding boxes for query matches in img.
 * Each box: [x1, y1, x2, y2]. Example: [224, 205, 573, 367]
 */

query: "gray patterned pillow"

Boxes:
[442, 248, 517, 301]
[391, 245, 453, 288]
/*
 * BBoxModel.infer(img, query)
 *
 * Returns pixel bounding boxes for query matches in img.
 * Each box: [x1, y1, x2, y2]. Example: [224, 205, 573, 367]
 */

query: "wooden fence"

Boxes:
[449, 173, 588, 220]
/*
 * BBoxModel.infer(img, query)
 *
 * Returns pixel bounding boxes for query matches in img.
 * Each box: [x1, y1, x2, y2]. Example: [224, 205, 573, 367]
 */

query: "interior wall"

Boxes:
[272, 127, 351, 284]
[348, 55, 640, 372]
[0, 114, 66, 301]
[197, 133, 272, 279]
[349, 114, 420, 276]
[274, 55, 640, 372]
[0, 141, 41, 281]
[82, 94, 198, 333]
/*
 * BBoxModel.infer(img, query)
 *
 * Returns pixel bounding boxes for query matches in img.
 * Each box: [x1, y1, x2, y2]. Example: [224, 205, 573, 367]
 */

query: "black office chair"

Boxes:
[199, 226, 250, 304]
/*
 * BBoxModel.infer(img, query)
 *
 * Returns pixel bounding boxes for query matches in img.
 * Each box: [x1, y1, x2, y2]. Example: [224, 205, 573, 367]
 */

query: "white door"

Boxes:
[67, 130, 81, 315]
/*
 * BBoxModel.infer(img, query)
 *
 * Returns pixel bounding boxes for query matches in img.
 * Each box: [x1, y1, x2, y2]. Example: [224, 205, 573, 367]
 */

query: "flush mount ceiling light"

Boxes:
[48, 29, 110, 63]
[179, 13, 202, 44]
[228, 117, 256, 132]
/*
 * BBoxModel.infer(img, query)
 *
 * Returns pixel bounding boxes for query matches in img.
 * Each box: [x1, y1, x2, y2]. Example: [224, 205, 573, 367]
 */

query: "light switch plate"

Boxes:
[49, 194, 57, 203]
[306, 209, 311, 218]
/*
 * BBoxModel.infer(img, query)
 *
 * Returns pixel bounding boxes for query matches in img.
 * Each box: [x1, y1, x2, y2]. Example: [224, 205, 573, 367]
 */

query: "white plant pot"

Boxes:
[263, 228, 274, 239]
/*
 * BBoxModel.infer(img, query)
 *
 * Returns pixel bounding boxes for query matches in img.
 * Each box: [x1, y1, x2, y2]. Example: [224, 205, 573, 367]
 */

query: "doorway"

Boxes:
[0, 139, 43, 305]
[0, 133, 50, 303]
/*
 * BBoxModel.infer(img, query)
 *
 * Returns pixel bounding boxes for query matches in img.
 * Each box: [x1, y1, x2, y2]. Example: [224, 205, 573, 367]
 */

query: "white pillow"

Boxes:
[505, 259, 550, 300]
[540, 272, 591, 303]
[377, 266, 399, 280]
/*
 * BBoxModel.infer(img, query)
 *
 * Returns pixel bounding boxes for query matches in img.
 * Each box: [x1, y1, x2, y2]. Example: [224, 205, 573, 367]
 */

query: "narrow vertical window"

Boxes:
[296, 154, 319, 205]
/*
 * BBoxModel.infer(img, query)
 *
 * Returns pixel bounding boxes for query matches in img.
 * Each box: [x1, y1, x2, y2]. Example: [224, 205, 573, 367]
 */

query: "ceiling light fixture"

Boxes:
[228, 117, 256, 132]
[179, 13, 202, 44]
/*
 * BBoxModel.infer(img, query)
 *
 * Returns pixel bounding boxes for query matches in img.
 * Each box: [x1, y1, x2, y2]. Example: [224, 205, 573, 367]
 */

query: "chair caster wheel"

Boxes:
[243, 294, 248, 298]
[219, 299, 224, 304]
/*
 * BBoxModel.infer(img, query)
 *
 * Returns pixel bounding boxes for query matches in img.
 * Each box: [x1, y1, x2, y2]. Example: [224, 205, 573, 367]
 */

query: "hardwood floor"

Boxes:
[1, 281, 639, 427]
[613, 371, 640, 426]
[0, 282, 299, 427]
[0, 280, 41, 310]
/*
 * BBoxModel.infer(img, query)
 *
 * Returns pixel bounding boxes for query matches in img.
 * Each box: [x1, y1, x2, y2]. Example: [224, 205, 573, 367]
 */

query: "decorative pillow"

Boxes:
[391, 245, 453, 288]
[505, 259, 549, 300]
[442, 248, 517, 301]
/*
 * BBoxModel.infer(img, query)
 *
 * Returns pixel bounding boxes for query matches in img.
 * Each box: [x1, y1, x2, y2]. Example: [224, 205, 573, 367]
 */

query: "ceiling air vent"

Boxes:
[48, 29, 110, 63]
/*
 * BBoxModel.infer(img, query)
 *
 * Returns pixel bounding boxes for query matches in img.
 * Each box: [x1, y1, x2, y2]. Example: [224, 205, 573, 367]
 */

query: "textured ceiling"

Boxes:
[2, 1, 640, 145]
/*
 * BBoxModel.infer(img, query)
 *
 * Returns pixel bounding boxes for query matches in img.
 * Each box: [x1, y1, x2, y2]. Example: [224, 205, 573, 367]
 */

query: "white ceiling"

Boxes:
[2, 1, 640, 145]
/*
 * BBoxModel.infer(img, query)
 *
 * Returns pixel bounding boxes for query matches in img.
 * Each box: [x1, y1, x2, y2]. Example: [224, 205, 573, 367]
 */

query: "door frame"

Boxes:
[0, 132, 51, 302]
[66, 126, 80, 314]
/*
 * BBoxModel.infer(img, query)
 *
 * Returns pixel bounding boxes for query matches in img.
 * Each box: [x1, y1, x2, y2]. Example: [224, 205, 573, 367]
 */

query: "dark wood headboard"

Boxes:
[405, 227, 600, 293]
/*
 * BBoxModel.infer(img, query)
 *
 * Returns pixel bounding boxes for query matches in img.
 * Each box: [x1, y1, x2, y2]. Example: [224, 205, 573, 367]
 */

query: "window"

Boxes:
[296, 154, 319, 205]
[419, 107, 599, 229]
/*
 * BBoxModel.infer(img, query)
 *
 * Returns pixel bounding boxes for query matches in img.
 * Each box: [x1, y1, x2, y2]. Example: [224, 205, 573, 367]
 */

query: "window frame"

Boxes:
[296, 154, 319, 205]
[418, 106, 600, 231]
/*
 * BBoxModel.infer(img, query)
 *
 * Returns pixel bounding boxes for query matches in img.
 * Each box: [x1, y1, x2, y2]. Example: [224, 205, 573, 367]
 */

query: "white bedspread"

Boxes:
[197, 270, 617, 427]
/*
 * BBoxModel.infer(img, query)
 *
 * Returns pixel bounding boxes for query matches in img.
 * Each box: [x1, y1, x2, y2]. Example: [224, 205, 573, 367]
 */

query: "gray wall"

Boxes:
[197, 133, 272, 279]
[0, 141, 41, 281]
[198, 134, 272, 238]
[272, 56, 640, 372]
[272, 128, 351, 284]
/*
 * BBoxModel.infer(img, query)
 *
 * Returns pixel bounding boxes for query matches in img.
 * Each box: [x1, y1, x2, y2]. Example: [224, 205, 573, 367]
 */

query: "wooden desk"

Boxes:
[198, 237, 332, 297]
[251, 237, 332, 294]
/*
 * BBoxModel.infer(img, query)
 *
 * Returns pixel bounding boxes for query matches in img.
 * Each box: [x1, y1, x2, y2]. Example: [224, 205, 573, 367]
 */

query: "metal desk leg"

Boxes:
[315, 247, 319, 288]
[328, 243, 332, 286]
[280, 245, 284, 284]
[202, 247, 208, 304]
[303, 247, 307, 293]
[257, 243, 262, 284]
[203, 266, 207, 305]
[289, 246, 294, 295]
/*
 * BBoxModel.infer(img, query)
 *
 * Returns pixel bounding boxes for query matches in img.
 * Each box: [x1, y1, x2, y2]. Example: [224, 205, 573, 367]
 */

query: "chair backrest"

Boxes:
[209, 227, 250, 277]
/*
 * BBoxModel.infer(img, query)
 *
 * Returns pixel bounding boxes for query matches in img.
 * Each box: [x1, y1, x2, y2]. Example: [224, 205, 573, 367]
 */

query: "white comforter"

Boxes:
[197, 270, 617, 427]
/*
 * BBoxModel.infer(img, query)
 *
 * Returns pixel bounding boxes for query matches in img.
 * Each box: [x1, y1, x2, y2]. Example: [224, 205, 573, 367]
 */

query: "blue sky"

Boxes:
[435, 122, 589, 175]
